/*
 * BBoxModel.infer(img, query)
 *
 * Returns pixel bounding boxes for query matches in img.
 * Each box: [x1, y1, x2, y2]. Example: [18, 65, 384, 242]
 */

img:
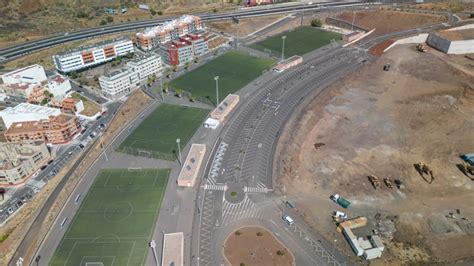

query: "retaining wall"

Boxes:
[325, 17, 368, 32]
[427, 33, 474, 54]
[383, 33, 429, 52]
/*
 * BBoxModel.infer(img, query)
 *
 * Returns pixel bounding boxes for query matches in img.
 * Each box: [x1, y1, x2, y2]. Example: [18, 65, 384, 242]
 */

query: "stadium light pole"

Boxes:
[149, 240, 159, 266]
[281, 35, 287, 61]
[100, 136, 108, 161]
[214, 76, 219, 106]
[160, 76, 164, 101]
[176, 138, 182, 165]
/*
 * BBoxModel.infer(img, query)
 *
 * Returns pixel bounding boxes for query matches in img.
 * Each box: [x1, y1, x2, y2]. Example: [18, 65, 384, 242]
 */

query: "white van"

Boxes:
[282, 215, 294, 225]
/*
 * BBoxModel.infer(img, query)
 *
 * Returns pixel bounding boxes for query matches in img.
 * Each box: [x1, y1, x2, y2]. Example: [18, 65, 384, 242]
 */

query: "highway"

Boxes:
[0, 1, 368, 61]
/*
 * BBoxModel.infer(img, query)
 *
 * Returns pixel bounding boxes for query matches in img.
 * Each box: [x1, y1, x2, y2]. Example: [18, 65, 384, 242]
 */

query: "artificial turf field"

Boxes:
[170, 51, 274, 104]
[253, 26, 342, 58]
[50, 169, 170, 266]
[118, 104, 209, 159]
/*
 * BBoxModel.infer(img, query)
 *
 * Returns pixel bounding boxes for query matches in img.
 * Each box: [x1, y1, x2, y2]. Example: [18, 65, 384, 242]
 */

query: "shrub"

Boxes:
[470, 13, 474, 18]
[256, 232, 263, 236]
[276, 250, 285, 256]
[235, 230, 241, 236]
[100, 20, 107, 25]
[157, 11, 163, 16]
[150, 9, 157, 16]
[106, 16, 114, 23]
[311, 18, 322, 27]
[76, 11, 89, 18]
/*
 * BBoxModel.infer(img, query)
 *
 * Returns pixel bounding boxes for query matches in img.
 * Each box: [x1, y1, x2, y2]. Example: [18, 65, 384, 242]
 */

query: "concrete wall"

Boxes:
[384, 33, 429, 52]
[447, 40, 474, 54]
[426, 33, 451, 53]
[325, 17, 368, 32]
[446, 24, 474, 31]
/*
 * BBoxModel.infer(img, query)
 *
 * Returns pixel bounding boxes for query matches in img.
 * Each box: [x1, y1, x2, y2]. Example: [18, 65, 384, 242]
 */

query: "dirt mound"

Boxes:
[275, 44, 474, 264]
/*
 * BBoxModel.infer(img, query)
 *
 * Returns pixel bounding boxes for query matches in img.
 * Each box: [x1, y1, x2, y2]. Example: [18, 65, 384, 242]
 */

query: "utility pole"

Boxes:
[214, 76, 219, 106]
[176, 138, 182, 165]
[100, 136, 108, 161]
[351, 11, 356, 32]
[281, 35, 287, 61]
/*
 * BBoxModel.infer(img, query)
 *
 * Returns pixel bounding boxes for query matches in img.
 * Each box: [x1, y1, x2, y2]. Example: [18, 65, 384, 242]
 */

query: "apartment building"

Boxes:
[136, 15, 203, 51]
[5, 113, 80, 144]
[99, 53, 162, 100]
[0, 64, 71, 100]
[0, 142, 51, 186]
[0, 103, 80, 144]
[159, 32, 208, 66]
[53, 38, 134, 73]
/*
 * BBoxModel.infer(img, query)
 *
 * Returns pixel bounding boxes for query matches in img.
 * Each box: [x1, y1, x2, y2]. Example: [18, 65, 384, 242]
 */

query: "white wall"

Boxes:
[384, 33, 429, 52]
[448, 40, 474, 54]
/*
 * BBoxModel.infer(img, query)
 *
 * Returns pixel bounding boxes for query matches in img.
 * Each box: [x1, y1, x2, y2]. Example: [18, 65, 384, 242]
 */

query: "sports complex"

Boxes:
[170, 51, 274, 104]
[117, 104, 209, 160]
[50, 169, 170, 266]
[253, 26, 342, 57]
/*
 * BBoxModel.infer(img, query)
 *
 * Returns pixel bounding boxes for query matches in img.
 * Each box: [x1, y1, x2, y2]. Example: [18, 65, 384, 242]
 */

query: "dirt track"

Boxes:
[275, 44, 474, 264]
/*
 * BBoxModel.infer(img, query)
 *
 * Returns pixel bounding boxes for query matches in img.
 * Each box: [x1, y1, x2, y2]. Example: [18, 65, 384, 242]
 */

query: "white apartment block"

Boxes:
[52, 38, 134, 73]
[99, 53, 162, 100]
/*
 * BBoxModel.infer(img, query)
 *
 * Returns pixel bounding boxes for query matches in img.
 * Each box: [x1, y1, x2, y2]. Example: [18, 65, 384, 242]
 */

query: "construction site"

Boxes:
[275, 31, 474, 264]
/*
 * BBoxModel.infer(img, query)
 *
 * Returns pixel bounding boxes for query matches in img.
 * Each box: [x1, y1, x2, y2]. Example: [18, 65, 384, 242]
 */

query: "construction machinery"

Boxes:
[368, 175, 381, 189]
[330, 194, 351, 209]
[459, 162, 474, 178]
[383, 177, 393, 189]
[415, 161, 434, 183]
[416, 43, 427, 52]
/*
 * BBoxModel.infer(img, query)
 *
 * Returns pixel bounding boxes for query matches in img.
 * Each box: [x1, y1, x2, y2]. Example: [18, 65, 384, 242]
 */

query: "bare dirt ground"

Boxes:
[0, 90, 152, 264]
[336, 10, 447, 37]
[223, 226, 294, 266]
[208, 15, 285, 38]
[275, 44, 474, 264]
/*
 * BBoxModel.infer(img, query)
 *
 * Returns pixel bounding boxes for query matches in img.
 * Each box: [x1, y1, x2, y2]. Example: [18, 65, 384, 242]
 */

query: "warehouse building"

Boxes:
[99, 53, 162, 100]
[52, 38, 134, 73]
[136, 15, 203, 51]
[159, 32, 209, 66]
[0, 142, 51, 186]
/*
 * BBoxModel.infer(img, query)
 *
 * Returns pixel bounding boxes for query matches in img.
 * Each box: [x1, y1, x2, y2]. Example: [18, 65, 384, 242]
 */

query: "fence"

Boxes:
[116, 146, 177, 161]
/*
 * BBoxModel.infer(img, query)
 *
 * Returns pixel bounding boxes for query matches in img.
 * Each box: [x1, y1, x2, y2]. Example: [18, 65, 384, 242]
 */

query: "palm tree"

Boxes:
[175, 88, 183, 98]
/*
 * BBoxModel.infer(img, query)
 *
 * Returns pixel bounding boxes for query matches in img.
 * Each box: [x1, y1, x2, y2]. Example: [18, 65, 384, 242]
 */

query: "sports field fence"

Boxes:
[116, 146, 177, 161]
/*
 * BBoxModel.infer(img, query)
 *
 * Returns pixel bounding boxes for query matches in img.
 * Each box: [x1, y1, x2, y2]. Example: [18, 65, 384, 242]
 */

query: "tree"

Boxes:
[276, 250, 285, 256]
[190, 96, 196, 102]
[100, 19, 107, 25]
[150, 9, 157, 16]
[76, 11, 89, 18]
[470, 13, 474, 18]
[40, 98, 49, 105]
[172, 65, 177, 72]
[311, 18, 322, 27]
[157, 11, 163, 16]
[106, 16, 114, 23]
[213, 8, 217, 13]
[175, 88, 183, 97]
[184, 62, 190, 70]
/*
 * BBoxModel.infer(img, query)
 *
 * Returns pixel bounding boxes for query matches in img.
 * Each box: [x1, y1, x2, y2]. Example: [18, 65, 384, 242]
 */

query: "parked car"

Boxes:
[282, 215, 294, 225]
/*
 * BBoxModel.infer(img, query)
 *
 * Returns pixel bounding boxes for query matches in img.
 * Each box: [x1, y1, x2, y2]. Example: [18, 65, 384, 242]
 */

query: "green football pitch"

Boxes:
[50, 169, 170, 266]
[118, 104, 209, 160]
[169, 51, 274, 104]
[253, 26, 342, 58]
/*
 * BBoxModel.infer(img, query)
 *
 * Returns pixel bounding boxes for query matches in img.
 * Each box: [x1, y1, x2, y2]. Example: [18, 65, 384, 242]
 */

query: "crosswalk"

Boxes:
[204, 184, 226, 191]
[244, 187, 268, 193]
[221, 196, 261, 226]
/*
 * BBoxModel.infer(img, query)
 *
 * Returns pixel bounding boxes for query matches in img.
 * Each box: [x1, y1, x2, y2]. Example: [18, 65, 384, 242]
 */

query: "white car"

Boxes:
[282, 215, 294, 225]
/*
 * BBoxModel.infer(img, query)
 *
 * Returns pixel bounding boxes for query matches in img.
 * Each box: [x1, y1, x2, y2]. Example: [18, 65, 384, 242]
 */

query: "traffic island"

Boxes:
[224, 183, 245, 204]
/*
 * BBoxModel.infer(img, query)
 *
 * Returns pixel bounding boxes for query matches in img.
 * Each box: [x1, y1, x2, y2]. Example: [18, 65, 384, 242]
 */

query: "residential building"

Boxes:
[159, 32, 208, 66]
[50, 97, 85, 114]
[52, 38, 134, 73]
[99, 53, 162, 100]
[0, 142, 51, 186]
[5, 113, 81, 144]
[0, 65, 71, 99]
[136, 15, 203, 51]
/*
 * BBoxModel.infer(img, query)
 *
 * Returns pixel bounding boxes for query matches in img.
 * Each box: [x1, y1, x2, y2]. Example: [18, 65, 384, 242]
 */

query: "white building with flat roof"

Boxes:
[99, 53, 162, 100]
[0, 103, 61, 128]
[53, 38, 134, 73]
[1, 64, 47, 85]
[162, 232, 184, 266]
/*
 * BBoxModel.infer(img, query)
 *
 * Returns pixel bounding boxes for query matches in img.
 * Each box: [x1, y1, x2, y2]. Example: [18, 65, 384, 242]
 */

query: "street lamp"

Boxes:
[35, 255, 41, 266]
[160, 76, 164, 101]
[214, 76, 219, 106]
[281, 35, 287, 61]
[149, 240, 159, 266]
[176, 138, 182, 165]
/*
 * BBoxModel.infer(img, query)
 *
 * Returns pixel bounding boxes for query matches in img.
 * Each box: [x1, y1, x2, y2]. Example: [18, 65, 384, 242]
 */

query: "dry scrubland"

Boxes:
[276, 44, 474, 264]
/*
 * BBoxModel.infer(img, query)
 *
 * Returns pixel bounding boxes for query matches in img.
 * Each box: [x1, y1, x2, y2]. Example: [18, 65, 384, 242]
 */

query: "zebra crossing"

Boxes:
[244, 181, 268, 193]
[207, 142, 228, 185]
[204, 184, 226, 191]
[221, 196, 261, 226]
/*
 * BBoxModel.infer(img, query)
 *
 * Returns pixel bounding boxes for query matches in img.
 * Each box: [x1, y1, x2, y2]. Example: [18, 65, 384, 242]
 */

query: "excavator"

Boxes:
[415, 162, 434, 183]
[416, 43, 427, 53]
[368, 175, 381, 189]
[459, 162, 474, 180]
[383, 177, 393, 189]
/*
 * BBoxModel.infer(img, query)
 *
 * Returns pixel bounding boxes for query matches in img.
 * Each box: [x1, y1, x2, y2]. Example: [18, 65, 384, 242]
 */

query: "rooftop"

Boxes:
[5, 113, 76, 134]
[55, 37, 132, 58]
[101, 68, 131, 79]
[162, 232, 184, 266]
[2, 64, 44, 80]
[0, 103, 61, 117]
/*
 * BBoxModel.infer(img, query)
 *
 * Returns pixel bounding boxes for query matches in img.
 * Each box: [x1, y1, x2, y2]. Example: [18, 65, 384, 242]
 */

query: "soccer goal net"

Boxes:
[137, 149, 152, 158]
[85, 263, 104, 266]
[127, 167, 143, 172]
